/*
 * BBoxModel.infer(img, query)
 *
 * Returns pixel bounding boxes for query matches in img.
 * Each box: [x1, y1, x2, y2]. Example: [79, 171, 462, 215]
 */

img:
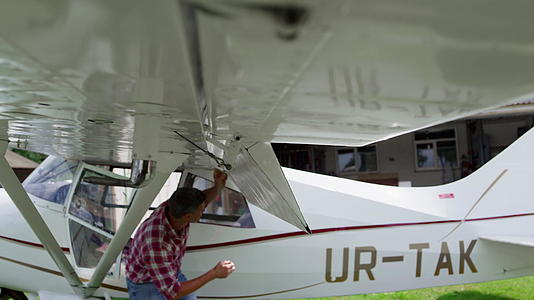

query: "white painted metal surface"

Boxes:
[1, 0, 534, 163]
[0, 139, 84, 295]
[1, 128, 534, 298]
[2, 0, 534, 298]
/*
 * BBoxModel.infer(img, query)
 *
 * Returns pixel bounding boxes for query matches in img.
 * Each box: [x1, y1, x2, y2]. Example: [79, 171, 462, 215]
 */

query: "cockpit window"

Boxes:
[183, 173, 255, 228]
[23, 156, 77, 205]
[67, 167, 133, 271]
[69, 219, 111, 269]
[68, 170, 134, 234]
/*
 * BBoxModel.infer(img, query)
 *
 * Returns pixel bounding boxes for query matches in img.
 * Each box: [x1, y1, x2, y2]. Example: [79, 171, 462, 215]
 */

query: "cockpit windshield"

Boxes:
[23, 156, 78, 205]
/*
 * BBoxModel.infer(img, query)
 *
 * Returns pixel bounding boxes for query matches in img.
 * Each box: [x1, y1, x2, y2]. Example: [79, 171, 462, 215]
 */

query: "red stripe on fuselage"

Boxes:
[186, 212, 534, 251]
[0, 235, 70, 253]
[3, 213, 534, 253]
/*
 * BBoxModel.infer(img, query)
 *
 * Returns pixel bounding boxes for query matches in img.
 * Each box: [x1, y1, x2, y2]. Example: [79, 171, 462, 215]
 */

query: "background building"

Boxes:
[273, 101, 534, 187]
[4, 149, 39, 182]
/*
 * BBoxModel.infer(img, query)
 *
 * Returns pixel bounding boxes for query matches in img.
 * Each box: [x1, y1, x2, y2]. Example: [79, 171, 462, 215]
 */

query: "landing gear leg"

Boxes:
[0, 288, 28, 300]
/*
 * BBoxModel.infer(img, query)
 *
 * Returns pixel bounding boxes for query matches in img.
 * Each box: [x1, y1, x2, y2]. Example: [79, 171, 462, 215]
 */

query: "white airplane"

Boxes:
[1, 0, 534, 299]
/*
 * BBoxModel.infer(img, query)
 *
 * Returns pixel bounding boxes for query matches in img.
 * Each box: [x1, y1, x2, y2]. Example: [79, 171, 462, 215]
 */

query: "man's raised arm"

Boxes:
[203, 169, 227, 205]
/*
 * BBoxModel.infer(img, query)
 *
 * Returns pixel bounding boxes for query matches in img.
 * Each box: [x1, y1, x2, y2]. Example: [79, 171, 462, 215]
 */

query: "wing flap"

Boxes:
[227, 142, 310, 233]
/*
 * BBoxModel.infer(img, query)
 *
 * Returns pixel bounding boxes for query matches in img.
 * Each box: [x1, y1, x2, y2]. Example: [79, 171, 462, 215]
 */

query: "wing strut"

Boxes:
[85, 154, 185, 297]
[0, 140, 85, 296]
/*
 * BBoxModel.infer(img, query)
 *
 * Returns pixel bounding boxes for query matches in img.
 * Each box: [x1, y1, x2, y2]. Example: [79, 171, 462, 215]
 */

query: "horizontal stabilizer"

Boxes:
[479, 235, 534, 248]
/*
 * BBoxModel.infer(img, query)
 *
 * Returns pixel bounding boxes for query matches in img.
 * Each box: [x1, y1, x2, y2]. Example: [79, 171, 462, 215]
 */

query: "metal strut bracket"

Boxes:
[0, 140, 85, 296]
[174, 131, 232, 170]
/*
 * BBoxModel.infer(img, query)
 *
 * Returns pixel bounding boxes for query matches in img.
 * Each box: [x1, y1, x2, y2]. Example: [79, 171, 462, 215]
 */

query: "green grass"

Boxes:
[8, 276, 534, 299]
[10, 149, 47, 163]
[308, 276, 534, 300]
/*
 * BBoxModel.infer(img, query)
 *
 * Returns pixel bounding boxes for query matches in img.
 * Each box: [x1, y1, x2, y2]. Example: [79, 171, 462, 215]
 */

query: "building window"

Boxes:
[337, 146, 378, 173]
[414, 128, 458, 170]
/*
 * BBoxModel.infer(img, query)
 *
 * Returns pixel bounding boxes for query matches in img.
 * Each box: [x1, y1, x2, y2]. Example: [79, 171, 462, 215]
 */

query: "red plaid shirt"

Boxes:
[124, 201, 189, 300]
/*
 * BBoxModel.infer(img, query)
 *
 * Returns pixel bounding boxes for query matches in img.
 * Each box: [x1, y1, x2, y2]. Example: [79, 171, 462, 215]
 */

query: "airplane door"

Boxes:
[65, 163, 135, 280]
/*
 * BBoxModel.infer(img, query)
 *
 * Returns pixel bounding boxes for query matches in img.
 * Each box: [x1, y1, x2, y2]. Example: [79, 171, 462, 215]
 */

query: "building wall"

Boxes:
[322, 121, 468, 187]
[371, 115, 532, 186]
[274, 114, 534, 187]
[482, 116, 534, 158]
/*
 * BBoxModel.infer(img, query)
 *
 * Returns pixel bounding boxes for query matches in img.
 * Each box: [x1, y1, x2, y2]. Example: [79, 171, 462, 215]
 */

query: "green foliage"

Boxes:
[10, 149, 47, 163]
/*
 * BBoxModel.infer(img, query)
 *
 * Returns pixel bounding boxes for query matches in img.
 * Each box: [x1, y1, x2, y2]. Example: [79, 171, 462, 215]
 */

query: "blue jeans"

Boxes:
[127, 272, 196, 300]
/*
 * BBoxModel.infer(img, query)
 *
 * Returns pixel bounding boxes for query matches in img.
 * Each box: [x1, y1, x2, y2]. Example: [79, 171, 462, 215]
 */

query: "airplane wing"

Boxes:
[2, 1, 534, 230]
[1, 1, 534, 162]
[3, 2, 534, 297]
[192, 0, 534, 148]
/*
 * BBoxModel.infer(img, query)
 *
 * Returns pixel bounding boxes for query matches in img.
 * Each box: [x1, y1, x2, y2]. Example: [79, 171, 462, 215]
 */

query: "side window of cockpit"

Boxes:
[69, 220, 111, 269]
[68, 169, 133, 270]
[183, 173, 255, 228]
[68, 170, 133, 234]
[23, 156, 77, 205]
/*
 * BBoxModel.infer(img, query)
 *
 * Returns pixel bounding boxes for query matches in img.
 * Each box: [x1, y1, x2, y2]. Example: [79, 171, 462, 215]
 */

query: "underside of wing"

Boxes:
[2, 1, 534, 232]
[1, 1, 534, 163]
[0, 0, 205, 163]
[196, 0, 534, 147]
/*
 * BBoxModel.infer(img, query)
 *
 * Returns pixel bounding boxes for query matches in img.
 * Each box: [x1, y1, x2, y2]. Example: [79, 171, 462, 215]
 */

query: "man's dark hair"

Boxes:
[168, 187, 206, 218]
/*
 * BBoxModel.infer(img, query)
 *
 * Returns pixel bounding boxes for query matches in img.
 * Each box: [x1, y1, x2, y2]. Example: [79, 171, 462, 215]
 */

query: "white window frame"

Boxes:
[65, 163, 133, 279]
[414, 128, 459, 171]
[336, 145, 378, 174]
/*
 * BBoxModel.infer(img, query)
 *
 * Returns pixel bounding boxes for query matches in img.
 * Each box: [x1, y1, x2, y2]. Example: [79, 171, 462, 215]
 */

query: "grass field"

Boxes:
[8, 276, 534, 299]
[309, 276, 534, 300]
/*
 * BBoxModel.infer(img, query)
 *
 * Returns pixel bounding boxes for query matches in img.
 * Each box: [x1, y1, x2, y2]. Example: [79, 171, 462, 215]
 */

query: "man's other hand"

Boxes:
[212, 260, 236, 278]
[213, 169, 227, 188]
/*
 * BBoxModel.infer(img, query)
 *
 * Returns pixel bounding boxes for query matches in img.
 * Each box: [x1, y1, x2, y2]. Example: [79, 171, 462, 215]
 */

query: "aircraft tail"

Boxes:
[280, 127, 534, 236]
[430, 126, 534, 240]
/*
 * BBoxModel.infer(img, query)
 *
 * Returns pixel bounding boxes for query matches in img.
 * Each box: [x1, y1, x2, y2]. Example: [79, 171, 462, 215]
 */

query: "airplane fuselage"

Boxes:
[2, 140, 534, 299]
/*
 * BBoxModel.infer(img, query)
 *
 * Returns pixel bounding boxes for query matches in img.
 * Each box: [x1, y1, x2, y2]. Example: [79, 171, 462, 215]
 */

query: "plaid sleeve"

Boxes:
[145, 236, 181, 299]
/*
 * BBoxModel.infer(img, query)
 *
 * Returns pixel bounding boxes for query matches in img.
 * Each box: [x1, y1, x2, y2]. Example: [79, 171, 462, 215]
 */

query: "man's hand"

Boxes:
[212, 260, 236, 279]
[203, 169, 228, 206]
[176, 260, 236, 298]
[213, 169, 227, 189]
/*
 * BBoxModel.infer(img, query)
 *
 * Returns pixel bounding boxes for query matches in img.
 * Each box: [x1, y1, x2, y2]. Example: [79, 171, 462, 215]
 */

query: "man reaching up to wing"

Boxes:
[124, 169, 235, 300]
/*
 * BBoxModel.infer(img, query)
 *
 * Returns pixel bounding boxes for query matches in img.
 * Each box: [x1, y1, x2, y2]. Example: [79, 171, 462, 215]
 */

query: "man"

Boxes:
[124, 169, 235, 300]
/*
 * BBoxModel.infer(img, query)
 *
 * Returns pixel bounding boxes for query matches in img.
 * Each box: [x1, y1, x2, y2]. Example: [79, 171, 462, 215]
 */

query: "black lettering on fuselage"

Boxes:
[409, 243, 430, 278]
[325, 248, 349, 282]
[459, 240, 478, 274]
[354, 246, 377, 281]
[324, 240, 478, 283]
[434, 242, 453, 276]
